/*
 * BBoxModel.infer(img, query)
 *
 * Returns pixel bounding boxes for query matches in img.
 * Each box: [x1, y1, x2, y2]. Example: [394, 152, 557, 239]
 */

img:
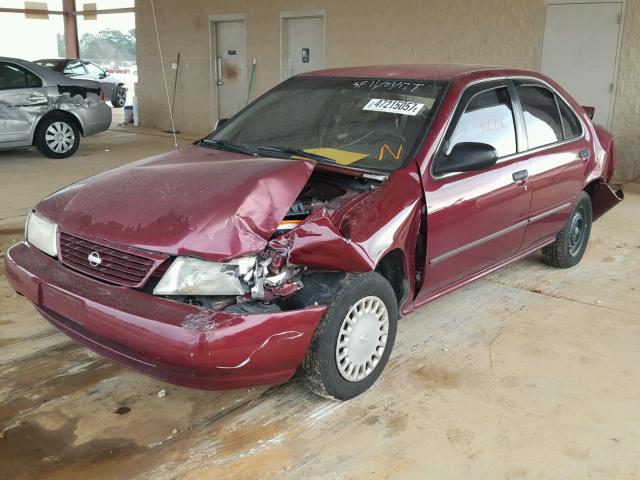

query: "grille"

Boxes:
[59, 232, 156, 287]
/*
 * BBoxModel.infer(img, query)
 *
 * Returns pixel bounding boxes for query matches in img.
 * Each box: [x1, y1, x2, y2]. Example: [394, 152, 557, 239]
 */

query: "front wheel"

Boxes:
[301, 272, 398, 400]
[542, 192, 592, 268]
[112, 85, 127, 108]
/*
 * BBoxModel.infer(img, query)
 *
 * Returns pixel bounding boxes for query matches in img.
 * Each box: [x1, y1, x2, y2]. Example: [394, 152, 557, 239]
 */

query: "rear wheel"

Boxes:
[301, 272, 398, 400]
[34, 114, 80, 159]
[542, 192, 592, 268]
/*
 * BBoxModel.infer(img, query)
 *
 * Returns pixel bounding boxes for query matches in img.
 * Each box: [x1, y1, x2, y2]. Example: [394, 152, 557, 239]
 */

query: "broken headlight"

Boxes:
[153, 256, 255, 296]
[25, 210, 58, 257]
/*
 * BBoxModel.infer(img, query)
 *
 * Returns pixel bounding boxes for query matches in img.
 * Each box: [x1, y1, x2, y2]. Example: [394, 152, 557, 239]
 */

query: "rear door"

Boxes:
[0, 61, 47, 144]
[417, 81, 532, 299]
[513, 81, 589, 250]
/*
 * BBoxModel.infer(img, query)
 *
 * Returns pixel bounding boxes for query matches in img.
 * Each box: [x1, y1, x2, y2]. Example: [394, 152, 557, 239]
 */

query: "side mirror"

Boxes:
[215, 118, 229, 130]
[434, 142, 498, 176]
[100, 72, 108, 78]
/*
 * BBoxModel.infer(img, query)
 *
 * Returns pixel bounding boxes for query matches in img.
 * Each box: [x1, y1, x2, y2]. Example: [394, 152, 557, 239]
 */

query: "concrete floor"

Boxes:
[1, 127, 639, 480]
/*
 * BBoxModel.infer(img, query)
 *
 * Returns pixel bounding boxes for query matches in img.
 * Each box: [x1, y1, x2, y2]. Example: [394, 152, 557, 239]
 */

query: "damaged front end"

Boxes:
[11, 146, 425, 388]
[152, 168, 392, 313]
[149, 162, 425, 318]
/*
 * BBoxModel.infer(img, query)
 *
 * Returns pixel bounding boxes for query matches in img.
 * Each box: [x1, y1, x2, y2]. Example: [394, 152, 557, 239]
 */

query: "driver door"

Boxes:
[416, 80, 532, 299]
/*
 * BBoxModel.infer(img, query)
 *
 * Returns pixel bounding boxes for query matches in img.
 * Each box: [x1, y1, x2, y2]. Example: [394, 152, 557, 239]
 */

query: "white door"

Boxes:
[540, 2, 622, 127]
[213, 19, 246, 120]
[282, 16, 324, 79]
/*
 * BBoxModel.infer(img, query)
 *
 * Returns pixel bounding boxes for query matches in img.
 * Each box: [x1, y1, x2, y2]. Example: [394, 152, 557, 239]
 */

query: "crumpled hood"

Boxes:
[37, 145, 315, 261]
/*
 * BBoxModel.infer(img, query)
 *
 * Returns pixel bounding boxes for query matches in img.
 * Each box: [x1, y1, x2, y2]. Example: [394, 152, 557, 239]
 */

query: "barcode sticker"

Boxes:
[363, 98, 424, 116]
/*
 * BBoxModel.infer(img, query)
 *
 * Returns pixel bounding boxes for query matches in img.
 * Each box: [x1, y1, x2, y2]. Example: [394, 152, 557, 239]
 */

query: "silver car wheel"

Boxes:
[336, 295, 389, 382]
[116, 86, 126, 106]
[45, 122, 75, 154]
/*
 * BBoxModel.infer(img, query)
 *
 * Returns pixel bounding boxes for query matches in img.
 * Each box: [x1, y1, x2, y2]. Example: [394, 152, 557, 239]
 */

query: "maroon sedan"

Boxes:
[6, 65, 623, 400]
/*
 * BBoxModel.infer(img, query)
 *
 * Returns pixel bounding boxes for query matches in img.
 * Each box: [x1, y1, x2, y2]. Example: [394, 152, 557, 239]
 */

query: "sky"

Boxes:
[0, 1, 134, 60]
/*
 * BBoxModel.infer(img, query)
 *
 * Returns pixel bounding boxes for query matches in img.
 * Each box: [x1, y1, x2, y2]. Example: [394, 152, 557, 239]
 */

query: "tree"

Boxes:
[79, 28, 136, 62]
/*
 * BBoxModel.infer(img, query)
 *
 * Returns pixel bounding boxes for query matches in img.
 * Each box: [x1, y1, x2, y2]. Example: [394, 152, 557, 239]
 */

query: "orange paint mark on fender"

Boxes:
[378, 143, 404, 161]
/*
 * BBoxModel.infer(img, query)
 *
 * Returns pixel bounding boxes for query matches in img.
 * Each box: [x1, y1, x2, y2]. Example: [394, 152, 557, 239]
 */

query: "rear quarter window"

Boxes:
[557, 96, 582, 140]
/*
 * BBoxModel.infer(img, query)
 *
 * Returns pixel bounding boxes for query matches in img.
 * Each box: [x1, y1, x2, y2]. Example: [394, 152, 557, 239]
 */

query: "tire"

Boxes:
[301, 272, 398, 400]
[34, 114, 80, 159]
[112, 85, 127, 108]
[542, 192, 592, 268]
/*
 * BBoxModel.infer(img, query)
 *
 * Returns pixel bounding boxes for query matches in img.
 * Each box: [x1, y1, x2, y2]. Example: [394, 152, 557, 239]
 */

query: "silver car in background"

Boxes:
[0, 57, 111, 158]
[35, 58, 127, 108]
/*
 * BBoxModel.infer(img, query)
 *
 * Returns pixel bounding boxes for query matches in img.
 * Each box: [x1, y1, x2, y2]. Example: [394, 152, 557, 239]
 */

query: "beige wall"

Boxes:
[135, 0, 639, 180]
[611, 0, 640, 181]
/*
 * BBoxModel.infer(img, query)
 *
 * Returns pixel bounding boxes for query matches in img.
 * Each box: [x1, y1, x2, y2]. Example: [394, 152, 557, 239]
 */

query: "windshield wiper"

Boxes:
[201, 139, 258, 156]
[254, 145, 335, 164]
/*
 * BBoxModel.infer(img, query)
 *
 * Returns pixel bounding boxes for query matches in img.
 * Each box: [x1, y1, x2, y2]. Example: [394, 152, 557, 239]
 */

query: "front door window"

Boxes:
[445, 87, 517, 158]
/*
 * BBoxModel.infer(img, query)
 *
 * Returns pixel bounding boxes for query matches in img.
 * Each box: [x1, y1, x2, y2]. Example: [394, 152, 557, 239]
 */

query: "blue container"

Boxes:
[124, 105, 134, 124]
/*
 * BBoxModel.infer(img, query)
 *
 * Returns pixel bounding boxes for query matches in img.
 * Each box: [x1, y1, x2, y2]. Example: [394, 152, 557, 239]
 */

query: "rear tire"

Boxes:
[301, 272, 398, 401]
[34, 114, 80, 159]
[542, 192, 592, 268]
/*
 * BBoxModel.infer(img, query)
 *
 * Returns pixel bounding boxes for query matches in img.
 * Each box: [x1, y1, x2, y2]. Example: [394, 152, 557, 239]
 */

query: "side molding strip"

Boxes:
[528, 202, 572, 223]
[429, 202, 572, 266]
[430, 220, 528, 266]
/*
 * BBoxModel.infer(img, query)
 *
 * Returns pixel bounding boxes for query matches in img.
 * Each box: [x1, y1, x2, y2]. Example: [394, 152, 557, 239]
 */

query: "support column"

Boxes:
[63, 0, 79, 57]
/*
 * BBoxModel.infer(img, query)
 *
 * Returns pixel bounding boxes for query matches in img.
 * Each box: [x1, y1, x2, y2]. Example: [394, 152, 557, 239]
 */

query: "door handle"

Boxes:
[579, 149, 590, 161]
[512, 170, 529, 183]
[216, 58, 224, 86]
[26, 93, 46, 103]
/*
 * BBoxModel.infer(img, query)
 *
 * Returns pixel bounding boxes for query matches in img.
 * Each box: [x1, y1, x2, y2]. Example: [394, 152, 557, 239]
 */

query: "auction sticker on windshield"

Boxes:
[363, 98, 424, 116]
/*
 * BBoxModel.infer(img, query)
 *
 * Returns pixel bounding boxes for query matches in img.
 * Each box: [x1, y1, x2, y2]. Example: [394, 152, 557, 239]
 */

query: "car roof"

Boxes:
[0, 57, 62, 77]
[36, 58, 75, 62]
[300, 64, 539, 82]
[0, 56, 100, 88]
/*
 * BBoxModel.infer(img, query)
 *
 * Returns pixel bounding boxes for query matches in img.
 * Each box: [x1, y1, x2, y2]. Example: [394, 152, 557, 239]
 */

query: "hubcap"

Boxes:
[336, 296, 389, 382]
[568, 206, 587, 256]
[45, 122, 74, 153]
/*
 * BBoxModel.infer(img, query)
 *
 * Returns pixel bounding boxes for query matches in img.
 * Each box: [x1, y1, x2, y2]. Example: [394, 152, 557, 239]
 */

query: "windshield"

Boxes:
[208, 77, 447, 173]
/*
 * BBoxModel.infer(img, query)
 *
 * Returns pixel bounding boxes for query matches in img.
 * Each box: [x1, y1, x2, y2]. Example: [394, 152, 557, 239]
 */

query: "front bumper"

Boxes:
[5, 242, 326, 390]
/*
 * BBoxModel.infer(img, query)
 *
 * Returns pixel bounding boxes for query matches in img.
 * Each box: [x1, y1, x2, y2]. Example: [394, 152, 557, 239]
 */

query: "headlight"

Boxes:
[153, 256, 255, 296]
[25, 211, 58, 257]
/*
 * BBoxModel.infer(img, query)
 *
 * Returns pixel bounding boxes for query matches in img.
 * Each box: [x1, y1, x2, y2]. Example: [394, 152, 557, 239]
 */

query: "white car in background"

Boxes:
[35, 58, 127, 108]
[0, 57, 111, 158]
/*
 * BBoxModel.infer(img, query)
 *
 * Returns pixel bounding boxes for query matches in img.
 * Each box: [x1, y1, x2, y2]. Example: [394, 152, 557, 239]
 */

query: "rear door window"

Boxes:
[0, 62, 42, 90]
[517, 86, 563, 149]
[446, 87, 517, 158]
